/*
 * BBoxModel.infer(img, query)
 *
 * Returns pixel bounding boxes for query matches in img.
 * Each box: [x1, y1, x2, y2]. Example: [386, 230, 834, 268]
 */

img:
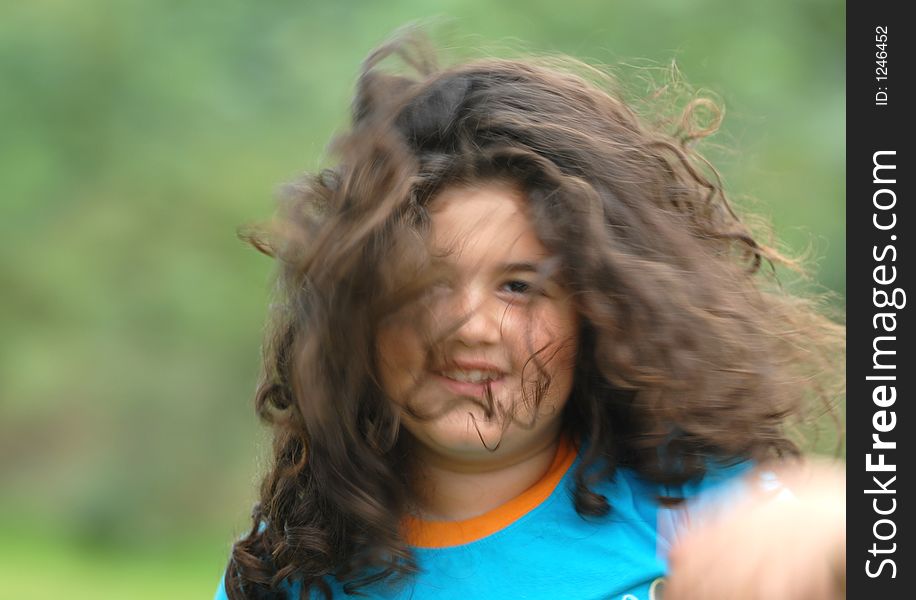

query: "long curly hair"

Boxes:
[224, 29, 845, 599]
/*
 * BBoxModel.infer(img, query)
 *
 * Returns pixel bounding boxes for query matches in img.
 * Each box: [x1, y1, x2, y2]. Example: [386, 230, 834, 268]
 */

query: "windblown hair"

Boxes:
[225, 30, 844, 599]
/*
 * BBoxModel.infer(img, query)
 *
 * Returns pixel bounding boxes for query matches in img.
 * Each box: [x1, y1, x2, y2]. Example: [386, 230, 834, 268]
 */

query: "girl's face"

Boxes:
[376, 181, 579, 462]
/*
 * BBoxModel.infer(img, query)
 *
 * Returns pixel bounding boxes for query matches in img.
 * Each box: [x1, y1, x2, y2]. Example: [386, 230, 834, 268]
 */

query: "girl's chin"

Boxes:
[410, 413, 513, 454]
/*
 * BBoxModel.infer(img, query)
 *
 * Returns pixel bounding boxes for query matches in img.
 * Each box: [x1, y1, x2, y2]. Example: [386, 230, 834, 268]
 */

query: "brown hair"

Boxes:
[224, 29, 844, 599]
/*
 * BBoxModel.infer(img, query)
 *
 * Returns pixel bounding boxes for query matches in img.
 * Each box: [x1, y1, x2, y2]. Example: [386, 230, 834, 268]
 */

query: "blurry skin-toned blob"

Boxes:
[375, 181, 579, 520]
[666, 460, 846, 600]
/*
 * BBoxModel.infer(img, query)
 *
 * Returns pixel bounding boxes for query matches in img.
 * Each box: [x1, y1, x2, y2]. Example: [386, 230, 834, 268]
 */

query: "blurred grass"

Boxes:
[0, 0, 844, 597]
[0, 522, 227, 600]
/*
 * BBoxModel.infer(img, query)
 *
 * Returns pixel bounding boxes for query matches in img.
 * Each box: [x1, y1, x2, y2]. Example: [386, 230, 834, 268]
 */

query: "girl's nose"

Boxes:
[449, 286, 501, 347]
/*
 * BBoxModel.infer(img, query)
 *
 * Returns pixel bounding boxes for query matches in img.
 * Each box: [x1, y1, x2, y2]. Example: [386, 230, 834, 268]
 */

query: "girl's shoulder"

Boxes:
[660, 458, 758, 499]
[574, 439, 758, 515]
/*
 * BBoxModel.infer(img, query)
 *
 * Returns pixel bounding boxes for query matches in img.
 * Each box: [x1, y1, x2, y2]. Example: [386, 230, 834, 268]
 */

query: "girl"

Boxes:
[217, 30, 845, 600]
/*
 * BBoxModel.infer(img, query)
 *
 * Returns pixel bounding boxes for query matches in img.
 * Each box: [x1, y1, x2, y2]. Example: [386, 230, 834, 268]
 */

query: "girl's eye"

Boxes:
[502, 280, 535, 295]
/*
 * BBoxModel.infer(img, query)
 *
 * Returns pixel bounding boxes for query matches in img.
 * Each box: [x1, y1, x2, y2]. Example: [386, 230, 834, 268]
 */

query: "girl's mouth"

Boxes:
[431, 369, 506, 398]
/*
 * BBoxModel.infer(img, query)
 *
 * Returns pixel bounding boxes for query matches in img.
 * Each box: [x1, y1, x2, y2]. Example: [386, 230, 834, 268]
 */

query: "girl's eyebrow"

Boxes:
[430, 256, 549, 277]
[500, 261, 542, 274]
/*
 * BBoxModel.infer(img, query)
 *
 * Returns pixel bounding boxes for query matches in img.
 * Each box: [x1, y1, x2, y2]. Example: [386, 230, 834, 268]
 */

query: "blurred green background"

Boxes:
[1, 1, 843, 598]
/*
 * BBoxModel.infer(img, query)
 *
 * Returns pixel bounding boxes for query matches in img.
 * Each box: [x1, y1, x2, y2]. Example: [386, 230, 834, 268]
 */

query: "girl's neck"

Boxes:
[408, 430, 563, 522]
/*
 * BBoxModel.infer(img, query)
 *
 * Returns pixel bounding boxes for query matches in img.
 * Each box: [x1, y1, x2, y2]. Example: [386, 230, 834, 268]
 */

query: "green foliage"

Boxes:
[0, 1, 843, 596]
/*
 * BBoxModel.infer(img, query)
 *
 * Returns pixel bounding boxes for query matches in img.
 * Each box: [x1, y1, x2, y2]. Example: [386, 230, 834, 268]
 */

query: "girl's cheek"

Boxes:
[535, 306, 579, 377]
[530, 303, 578, 346]
[376, 324, 425, 399]
[506, 315, 578, 384]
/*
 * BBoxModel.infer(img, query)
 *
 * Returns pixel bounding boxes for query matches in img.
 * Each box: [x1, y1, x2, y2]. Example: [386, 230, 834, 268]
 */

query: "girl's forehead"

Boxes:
[427, 182, 550, 263]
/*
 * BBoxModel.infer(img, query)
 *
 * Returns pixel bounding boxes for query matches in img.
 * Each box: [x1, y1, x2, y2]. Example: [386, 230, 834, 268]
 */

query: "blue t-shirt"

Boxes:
[215, 439, 753, 600]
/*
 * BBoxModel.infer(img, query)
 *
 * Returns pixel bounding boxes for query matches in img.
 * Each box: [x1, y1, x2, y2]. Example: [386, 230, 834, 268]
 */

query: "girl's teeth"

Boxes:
[443, 370, 498, 383]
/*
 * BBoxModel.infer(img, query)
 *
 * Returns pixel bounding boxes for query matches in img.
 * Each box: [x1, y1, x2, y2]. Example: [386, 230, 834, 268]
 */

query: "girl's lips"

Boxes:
[431, 372, 505, 398]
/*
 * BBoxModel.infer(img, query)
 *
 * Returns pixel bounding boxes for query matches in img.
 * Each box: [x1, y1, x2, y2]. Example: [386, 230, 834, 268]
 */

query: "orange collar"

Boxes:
[403, 436, 578, 548]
